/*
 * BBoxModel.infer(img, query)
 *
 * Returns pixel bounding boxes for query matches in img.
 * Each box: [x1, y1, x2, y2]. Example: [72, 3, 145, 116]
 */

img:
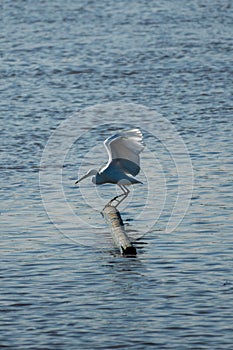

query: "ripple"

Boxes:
[1, 0, 233, 348]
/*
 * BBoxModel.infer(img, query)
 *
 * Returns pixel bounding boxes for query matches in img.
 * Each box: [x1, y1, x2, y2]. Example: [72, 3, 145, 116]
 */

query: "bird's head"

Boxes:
[75, 169, 98, 184]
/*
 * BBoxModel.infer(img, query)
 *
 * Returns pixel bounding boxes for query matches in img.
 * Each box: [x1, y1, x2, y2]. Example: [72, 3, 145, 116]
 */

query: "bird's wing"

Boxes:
[104, 128, 144, 176]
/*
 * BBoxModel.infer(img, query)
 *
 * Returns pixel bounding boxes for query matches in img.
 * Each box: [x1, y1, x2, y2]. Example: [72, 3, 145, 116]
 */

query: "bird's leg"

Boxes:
[121, 185, 130, 196]
[109, 185, 127, 204]
[105, 185, 130, 208]
[114, 185, 130, 208]
[107, 193, 125, 207]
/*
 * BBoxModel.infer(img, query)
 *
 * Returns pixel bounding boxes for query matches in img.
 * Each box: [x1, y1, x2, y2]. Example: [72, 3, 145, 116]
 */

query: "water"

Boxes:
[1, 0, 233, 349]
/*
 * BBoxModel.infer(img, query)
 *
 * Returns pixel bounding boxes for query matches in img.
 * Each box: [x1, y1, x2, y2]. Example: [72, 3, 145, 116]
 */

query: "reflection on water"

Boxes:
[1, 0, 233, 349]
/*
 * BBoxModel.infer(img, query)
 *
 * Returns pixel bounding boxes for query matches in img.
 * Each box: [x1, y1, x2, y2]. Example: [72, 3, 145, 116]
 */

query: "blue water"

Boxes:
[1, 0, 233, 349]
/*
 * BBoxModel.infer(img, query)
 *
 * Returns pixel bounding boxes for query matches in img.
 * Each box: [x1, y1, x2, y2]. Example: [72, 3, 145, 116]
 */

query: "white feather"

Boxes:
[104, 128, 144, 166]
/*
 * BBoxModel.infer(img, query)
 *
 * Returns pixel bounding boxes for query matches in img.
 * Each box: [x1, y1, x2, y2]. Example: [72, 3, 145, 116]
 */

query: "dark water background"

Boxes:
[1, 0, 233, 349]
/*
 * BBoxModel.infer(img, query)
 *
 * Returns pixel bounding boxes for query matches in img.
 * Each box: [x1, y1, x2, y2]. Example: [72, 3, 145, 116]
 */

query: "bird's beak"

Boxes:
[75, 172, 91, 184]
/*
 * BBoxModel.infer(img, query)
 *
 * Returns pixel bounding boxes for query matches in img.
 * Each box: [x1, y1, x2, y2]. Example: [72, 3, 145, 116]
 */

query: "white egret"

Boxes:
[75, 128, 144, 207]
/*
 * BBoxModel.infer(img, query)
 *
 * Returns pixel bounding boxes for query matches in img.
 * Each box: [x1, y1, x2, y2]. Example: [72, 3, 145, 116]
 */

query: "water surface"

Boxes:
[1, 0, 233, 349]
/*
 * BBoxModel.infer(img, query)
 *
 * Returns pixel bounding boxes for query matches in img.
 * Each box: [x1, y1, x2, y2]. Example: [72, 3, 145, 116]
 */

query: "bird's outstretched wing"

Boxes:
[103, 128, 144, 176]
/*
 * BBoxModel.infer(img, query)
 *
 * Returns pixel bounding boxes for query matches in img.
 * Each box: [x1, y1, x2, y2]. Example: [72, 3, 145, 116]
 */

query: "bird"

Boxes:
[75, 128, 144, 207]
